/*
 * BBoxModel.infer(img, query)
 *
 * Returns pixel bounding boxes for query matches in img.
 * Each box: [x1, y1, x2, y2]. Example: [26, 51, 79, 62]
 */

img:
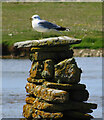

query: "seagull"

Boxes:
[30, 15, 70, 37]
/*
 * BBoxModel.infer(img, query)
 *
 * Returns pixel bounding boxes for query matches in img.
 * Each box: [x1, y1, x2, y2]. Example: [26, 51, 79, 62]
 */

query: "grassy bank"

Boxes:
[2, 2, 102, 49]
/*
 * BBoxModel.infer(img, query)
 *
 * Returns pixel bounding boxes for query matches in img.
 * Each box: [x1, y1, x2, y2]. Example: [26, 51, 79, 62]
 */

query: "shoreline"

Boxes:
[1, 49, 103, 59]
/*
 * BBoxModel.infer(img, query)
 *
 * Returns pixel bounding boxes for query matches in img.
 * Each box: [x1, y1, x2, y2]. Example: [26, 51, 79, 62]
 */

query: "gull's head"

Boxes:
[30, 15, 41, 21]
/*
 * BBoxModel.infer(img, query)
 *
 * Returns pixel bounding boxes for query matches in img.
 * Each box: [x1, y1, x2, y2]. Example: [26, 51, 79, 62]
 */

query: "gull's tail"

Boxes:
[55, 26, 70, 31]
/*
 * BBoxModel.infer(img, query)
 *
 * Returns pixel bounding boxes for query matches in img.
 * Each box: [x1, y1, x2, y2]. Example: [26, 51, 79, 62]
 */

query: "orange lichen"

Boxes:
[25, 83, 69, 103]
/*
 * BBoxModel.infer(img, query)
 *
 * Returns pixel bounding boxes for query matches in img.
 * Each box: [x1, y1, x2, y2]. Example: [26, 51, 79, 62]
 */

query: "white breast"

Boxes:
[32, 20, 49, 33]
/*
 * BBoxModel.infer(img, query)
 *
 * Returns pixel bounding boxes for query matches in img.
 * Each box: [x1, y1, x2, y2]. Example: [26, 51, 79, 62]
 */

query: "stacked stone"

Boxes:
[14, 36, 97, 120]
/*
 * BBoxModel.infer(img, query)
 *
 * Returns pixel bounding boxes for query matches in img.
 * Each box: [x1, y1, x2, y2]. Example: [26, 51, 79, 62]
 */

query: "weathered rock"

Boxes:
[27, 77, 45, 84]
[41, 59, 54, 79]
[25, 96, 36, 104]
[14, 36, 82, 48]
[43, 81, 86, 91]
[69, 90, 89, 101]
[25, 96, 97, 109]
[29, 59, 55, 79]
[25, 83, 69, 103]
[31, 45, 70, 52]
[25, 96, 97, 113]
[19, 35, 98, 120]
[23, 104, 32, 118]
[23, 104, 63, 119]
[32, 109, 63, 119]
[30, 50, 73, 62]
[54, 58, 82, 84]
[22, 104, 94, 120]
[29, 61, 43, 78]
[64, 111, 93, 119]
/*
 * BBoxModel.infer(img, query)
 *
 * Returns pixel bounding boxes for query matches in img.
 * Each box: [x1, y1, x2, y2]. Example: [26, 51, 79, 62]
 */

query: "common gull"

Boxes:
[30, 15, 70, 34]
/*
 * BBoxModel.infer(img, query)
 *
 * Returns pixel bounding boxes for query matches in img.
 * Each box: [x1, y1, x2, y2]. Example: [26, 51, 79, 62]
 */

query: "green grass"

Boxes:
[2, 2, 102, 49]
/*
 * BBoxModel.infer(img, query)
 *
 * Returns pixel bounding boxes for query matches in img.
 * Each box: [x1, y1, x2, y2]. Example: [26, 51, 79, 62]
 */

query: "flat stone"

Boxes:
[30, 50, 73, 62]
[25, 97, 36, 104]
[14, 36, 82, 48]
[23, 104, 63, 119]
[23, 104, 32, 118]
[69, 90, 89, 101]
[31, 45, 70, 52]
[25, 83, 69, 103]
[64, 111, 93, 119]
[25, 97, 97, 112]
[43, 81, 86, 91]
[27, 77, 45, 84]
[54, 58, 82, 84]
[32, 109, 63, 119]
[43, 82, 89, 101]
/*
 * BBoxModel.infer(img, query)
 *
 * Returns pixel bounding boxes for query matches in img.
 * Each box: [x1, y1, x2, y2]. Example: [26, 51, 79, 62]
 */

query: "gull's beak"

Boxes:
[30, 17, 32, 21]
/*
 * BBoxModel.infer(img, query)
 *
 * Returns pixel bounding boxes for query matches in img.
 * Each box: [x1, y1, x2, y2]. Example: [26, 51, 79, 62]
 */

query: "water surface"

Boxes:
[1, 57, 102, 118]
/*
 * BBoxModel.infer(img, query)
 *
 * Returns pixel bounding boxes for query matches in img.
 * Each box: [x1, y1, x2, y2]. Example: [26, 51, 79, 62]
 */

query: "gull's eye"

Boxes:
[34, 17, 37, 19]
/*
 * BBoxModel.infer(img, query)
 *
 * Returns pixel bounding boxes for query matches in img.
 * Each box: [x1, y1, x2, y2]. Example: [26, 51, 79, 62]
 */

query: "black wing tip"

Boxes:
[56, 27, 70, 31]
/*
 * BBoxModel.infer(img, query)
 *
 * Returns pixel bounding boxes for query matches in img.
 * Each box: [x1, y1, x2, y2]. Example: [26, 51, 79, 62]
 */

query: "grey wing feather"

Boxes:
[38, 20, 59, 29]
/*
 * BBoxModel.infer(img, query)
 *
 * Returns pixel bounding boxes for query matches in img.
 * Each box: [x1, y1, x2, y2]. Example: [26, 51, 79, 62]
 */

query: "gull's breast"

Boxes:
[32, 21, 50, 33]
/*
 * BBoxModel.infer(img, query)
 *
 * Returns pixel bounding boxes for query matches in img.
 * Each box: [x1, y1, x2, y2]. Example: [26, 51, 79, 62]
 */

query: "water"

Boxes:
[1, 57, 102, 118]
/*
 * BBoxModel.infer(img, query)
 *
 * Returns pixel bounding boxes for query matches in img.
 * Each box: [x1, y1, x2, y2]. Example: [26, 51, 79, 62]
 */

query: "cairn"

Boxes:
[14, 36, 97, 120]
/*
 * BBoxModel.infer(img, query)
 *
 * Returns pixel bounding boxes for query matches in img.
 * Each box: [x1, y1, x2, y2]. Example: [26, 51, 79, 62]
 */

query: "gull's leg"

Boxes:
[42, 32, 43, 38]
[55, 31, 68, 40]
[40, 32, 43, 39]
[39, 32, 43, 39]
[55, 30, 64, 36]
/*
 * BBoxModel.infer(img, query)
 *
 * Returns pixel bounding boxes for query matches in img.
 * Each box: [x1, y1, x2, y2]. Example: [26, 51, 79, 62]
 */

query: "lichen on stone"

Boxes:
[54, 58, 82, 84]
[27, 77, 45, 84]
[43, 81, 86, 91]
[25, 83, 69, 103]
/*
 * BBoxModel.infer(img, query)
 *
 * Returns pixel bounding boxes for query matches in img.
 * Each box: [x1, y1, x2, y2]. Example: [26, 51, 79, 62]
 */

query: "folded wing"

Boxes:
[38, 20, 70, 31]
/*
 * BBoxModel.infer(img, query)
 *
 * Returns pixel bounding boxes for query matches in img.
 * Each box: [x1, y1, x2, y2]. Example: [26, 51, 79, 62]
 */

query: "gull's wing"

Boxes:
[38, 20, 60, 29]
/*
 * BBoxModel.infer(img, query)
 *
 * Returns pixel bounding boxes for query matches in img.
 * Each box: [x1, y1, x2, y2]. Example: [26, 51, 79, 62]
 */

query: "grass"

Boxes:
[2, 2, 102, 49]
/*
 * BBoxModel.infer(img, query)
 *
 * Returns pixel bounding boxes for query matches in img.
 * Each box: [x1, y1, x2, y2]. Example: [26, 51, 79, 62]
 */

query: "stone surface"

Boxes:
[25, 83, 69, 103]
[54, 58, 82, 84]
[25, 96, 36, 104]
[69, 90, 89, 101]
[29, 59, 54, 79]
[41, 59, 54, 79]
[43, 81, 86, 91]
[27, 77, 45, 84]
[30, 50, 73, 62]
[23, 104, 32, 118]
[14, 36, 82, 48]
[64, 111, 93, 119]
[31, 45, 70, 52]
[29, 61, 43, 78]
[25, 96, 97, 113]
[23, 104, 63, 119]
[32, 109, 63, 119]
